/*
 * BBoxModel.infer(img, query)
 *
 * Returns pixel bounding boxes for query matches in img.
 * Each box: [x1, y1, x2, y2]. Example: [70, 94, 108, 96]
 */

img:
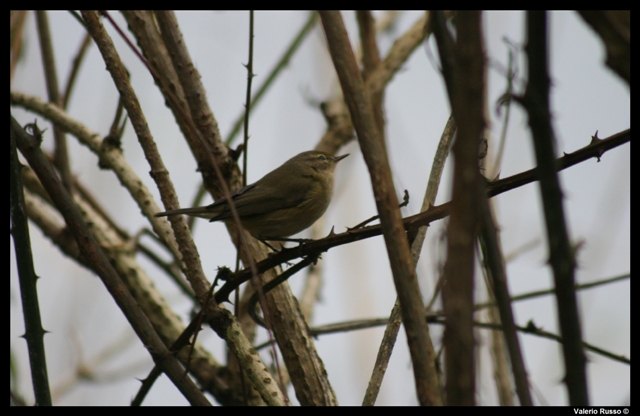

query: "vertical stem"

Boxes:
[523, 11, 589, 405]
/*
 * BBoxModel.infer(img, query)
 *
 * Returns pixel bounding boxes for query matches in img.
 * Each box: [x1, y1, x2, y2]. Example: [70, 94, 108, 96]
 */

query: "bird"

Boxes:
[155, 150, 349, 241]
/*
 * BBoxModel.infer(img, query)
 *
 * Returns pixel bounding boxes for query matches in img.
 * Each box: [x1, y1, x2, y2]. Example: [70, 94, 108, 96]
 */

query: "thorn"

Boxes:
[525, 320, 539, 332]
[400, 190, 410, 207]
[590, 131, 604, 162]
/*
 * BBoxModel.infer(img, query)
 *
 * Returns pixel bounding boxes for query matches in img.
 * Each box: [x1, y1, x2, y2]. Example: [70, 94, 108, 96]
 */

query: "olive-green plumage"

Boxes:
[155, 151, 348, 240]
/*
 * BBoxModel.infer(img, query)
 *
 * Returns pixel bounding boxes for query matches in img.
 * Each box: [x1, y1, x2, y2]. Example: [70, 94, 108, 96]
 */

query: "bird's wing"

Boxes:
[208, 183, 305, 221]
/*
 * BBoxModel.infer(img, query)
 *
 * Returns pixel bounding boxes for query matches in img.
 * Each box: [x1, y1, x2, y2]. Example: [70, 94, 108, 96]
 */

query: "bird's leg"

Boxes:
[258, 239, 281, 252]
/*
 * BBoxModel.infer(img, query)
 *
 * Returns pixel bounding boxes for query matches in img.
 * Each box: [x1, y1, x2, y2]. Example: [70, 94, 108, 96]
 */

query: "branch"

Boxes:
[433, 10, 485, 406]
[522, 11, 589, 405]
[35, 11, 74, 193]
[320, 10, 442, 406]
[10, 119, 52, 406]
[307, 316, 631, 365]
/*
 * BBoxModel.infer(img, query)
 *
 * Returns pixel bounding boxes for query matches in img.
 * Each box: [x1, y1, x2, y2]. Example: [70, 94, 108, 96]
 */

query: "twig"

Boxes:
[226, 11, 318, 145]
[478, 193, 532, 405]
[10, 121, 52, 406]
[62, 28, 92, 108]
[363, 115, 454, 406]
[247, 256, 317, 328]
[305, 315, 631, 365]
[36, 10, 74, 193]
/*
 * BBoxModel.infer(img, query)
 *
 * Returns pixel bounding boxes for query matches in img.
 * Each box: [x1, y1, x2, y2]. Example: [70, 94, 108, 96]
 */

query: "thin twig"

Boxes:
[36, 10, 74, 193]
[363, 115, 454, 406]
[62, 29, 92, 109]
[305, 314, 631, 365]
[478, 195, 533, 405]
[226, 11, 318, 145]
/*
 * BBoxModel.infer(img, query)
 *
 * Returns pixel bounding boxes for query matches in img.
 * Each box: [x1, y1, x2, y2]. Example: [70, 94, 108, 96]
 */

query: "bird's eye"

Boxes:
[317, 155, 326, 161]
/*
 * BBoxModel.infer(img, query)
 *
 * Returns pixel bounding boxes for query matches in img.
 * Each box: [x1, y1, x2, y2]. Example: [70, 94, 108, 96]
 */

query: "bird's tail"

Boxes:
[154, 206, 217, 220]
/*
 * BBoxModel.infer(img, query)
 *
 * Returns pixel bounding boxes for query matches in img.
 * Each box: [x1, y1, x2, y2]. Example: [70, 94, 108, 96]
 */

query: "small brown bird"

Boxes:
[155, 151, 348, 240]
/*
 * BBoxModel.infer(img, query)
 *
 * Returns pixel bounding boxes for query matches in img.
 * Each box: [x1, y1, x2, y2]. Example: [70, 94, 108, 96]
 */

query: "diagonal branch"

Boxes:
[320, 10, 442, 406]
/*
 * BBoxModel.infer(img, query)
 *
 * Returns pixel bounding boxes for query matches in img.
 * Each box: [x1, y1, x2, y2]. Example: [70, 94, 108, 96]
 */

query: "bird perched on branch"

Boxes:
[155, 150, 349, 241]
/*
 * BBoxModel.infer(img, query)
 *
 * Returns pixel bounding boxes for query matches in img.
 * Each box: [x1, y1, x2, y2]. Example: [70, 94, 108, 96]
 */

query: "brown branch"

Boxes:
[62, 31, 92, 109]
[432, 11, 485, 405]
[356, 11, 385, 140]
[151, 11, 239, 200]
[522, 11, 589, 405]
[320, 10, 442, 406]
[10, 11, 28, 86]
[478, 197, 532, 405]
